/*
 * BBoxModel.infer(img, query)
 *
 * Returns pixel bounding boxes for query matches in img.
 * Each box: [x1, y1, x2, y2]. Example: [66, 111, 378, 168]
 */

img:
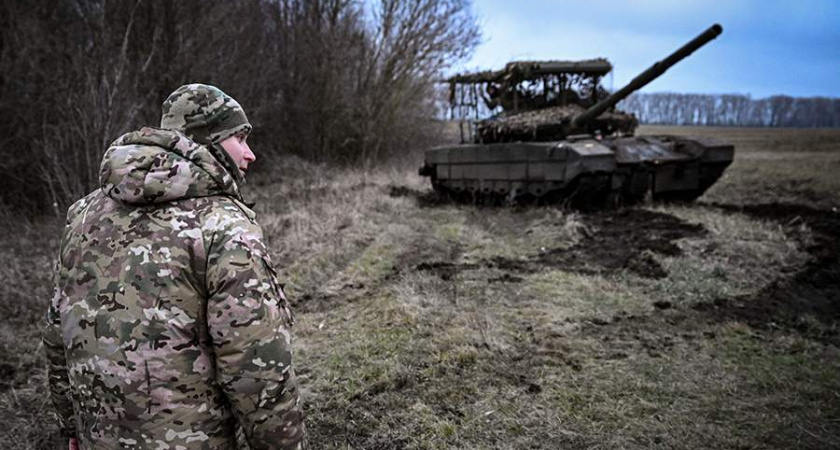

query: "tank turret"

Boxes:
[474, 24, 723, 143]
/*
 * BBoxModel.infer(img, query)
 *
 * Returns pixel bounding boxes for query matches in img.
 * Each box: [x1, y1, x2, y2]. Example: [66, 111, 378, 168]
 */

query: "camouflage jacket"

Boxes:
[42, 127, 306, 450]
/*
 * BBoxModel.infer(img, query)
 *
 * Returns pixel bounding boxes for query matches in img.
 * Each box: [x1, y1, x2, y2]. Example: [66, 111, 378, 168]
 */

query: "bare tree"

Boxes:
[0, 0, 480, 213]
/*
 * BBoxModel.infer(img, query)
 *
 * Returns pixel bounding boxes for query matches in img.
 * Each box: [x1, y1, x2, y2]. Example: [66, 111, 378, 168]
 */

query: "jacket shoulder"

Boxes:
[198, 196, 265, 251]
[64, 189, 103, 225]
[198, 196, 258, 227]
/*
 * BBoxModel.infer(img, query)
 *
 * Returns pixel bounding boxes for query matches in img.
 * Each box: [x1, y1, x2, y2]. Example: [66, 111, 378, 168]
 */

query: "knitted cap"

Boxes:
[160, 83, 251, 146]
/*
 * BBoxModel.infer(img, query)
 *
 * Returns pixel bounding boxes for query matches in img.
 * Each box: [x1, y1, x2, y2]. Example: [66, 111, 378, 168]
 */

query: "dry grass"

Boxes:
[0, 212, 64, 449]
[2, 127, 840, 449]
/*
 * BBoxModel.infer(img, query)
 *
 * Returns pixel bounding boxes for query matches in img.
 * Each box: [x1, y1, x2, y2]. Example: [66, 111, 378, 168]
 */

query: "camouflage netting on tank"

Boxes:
[476, 105, 638, 143]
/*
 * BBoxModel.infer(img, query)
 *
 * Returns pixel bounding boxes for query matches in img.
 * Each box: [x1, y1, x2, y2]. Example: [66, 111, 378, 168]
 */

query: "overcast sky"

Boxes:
[457, 0, 840, 98]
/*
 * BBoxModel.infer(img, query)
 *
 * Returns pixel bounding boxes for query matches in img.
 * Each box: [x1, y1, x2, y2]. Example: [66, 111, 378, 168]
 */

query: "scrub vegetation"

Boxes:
[2, 126, 838, 449]
[0, 0, 479, 212]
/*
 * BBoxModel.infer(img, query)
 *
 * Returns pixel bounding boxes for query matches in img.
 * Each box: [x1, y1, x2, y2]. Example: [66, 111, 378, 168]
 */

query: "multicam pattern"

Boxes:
[160, 84, 252, 146]
[43, 127, 306, 449]
[100, 127, 241, 205]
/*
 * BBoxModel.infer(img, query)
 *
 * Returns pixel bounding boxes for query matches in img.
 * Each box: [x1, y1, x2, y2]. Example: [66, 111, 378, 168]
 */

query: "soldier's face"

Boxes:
[219, 133, 256, 174]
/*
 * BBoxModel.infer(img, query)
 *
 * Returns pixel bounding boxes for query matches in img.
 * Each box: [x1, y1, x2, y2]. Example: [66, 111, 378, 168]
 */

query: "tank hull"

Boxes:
[420, 135, 734, 206]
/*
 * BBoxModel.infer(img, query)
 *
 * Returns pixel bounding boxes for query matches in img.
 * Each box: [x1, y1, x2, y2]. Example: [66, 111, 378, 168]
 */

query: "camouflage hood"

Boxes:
[99, 127, 241, 205]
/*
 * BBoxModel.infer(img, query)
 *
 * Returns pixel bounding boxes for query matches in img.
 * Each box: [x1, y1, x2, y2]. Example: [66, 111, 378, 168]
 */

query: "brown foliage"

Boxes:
[0, 0, 479, 213]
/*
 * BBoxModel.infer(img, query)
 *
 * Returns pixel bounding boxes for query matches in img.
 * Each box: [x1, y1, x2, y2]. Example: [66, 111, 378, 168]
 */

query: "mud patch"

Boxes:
[415, 261, 479, 281]
[485, 256, 536, 274]
[576, 308, 713, 360]
[387, 186, 416, 198]
[692, 203, 840, 344]
[576, 203, 840, 346]
[488, 273, 524, 283]
[541, 209, 705, 278]
[0, 362, 15, 392]
[0, 348, 36, 393]
[416, 209, 706, 281]
[492, 209, 706, 279]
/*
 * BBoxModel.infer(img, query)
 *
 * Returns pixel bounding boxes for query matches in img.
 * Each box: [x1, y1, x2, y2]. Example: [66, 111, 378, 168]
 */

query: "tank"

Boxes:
[420, 24, 734, 206]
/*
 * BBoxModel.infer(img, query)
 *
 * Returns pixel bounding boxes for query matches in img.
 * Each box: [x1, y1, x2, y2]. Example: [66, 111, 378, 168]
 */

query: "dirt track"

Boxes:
[397, 192, 840, 345]
[695, 203, 840, 344]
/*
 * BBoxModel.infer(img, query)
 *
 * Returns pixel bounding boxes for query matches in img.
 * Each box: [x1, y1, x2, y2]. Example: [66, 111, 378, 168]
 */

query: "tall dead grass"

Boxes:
[244, 156, 429, 299]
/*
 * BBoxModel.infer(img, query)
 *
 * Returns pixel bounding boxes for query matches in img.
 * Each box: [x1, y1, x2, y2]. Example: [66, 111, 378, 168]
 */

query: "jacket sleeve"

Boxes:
[205, 210, 306, 450]
[43, 260, 77, 439]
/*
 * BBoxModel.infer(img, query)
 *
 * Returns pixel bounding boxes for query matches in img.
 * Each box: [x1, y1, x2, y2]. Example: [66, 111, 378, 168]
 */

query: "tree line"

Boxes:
[619, 93, 840, 127]
[0, 0, 479, 213]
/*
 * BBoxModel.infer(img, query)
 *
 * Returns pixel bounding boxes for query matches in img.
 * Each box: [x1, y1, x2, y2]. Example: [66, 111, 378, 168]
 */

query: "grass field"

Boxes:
[2, 126, 839, 449]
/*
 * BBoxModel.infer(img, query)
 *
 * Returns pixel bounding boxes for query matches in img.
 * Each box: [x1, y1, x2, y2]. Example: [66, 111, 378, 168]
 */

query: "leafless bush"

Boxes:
[0, 0, 479, 213]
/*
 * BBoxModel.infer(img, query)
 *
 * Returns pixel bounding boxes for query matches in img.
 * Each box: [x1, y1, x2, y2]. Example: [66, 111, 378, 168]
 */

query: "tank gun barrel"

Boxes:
[571, 24, 723, 129]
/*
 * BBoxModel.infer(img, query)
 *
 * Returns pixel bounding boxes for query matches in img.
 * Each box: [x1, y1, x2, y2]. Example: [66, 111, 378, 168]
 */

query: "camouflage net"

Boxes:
[476, 105, 638, 143]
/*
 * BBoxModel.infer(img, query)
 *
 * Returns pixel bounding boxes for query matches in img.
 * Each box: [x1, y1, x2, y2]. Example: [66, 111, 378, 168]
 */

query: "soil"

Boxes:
[416, 261, 479, 281]
[407, 199, 839, 346]
[488, 273, 524, 283]
[418, 208, 706, 280]
[692, 203, 840, 344]
[390, 180, 839, 344]
[534, 209, 705, 278]
[388, 186, 449, 207]
[578, 203, 840, 346]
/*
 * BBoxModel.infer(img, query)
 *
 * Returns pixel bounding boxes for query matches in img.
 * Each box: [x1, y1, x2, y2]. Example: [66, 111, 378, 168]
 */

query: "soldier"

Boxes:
[482, 81, 540, 113]
[42, 84, 307, 450]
